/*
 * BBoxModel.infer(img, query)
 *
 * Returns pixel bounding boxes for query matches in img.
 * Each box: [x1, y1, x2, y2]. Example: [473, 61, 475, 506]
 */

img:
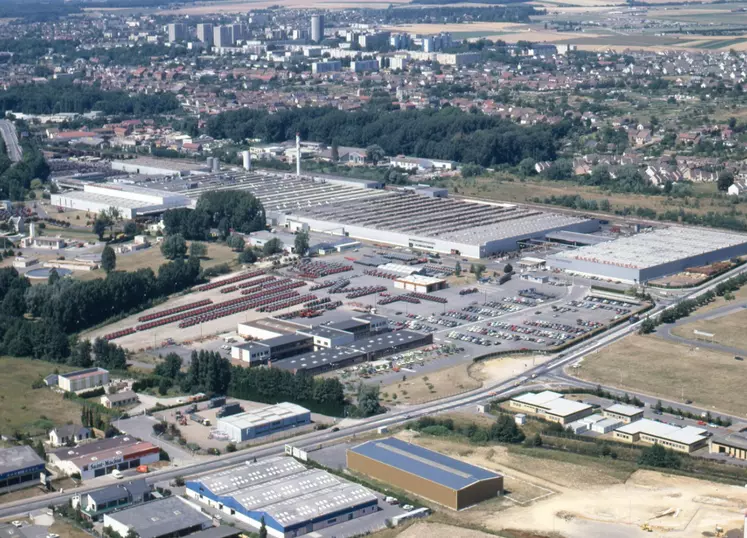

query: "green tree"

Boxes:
[101, 246, 116, 274]
[356, 383, 382, 417]
[454, 261, 461, 277]
[227, 235, 245, 252]
[154, 353, 182, 379]
[504, 263, 513, 274]
[189, 242, 208, 258]
[262, 238, 284, 256]
[718, 170, 734, 192]
[161, 234, 187, 259]
[294, 230, 309, 255]
[258, 517, 267, 538]
[47, 268, 60, 285]
[638, 443, 681, 469]
[93, 215, 110, 240]
[238, 248, 258, 264]
[489, 414, 525, 443]
[330, 141, 339, 162]
[365, 144, 385, 165]
[471, 263, 486, 279]
[123, 221, 137, 236]
[639, 318, 657, 334]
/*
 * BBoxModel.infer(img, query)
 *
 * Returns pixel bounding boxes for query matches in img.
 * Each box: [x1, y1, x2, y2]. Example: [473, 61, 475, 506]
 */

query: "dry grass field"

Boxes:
[0, 357, 81, 437]
[381, 355, 546, 404]
[672, 308, 747, 351]
[450, 176, 747, 223]
[573, 333, 746, 415]
[77, 241, 238, 281]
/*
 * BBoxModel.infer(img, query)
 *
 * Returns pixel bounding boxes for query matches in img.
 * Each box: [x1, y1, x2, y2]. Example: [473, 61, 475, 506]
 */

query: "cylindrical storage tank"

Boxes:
[212, 157, 220, 172]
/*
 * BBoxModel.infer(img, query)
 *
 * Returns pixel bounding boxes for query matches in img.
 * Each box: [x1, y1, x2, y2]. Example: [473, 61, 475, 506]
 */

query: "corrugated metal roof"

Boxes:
[349, 437, 500, 490]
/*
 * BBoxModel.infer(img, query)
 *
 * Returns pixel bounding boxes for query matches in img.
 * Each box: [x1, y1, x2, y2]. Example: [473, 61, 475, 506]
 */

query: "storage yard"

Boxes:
[89, 242, 645, 391]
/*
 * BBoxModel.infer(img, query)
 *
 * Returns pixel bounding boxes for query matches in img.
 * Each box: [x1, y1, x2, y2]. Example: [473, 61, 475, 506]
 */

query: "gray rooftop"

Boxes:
[712, 432, 747, 451]
[104, 496, 211, 538]
[0, 446, 44, 476]
[271, 347, 365, 372]
[554, 227, 747, 269]
[189, 457, 377, 530]
[88, 478, 150, 505]
[349, 437, 501, 490]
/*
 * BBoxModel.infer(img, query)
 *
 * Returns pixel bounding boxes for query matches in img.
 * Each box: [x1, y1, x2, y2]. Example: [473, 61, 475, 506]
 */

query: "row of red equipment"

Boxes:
[194, 270, 265, 292]
[137, 299, 213, 322]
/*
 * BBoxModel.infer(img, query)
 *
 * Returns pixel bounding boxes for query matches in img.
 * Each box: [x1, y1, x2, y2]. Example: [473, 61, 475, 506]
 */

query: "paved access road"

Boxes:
[655, 300, 747, 356]
[0, 262, 744, 520]
[0, 120, 22, 162]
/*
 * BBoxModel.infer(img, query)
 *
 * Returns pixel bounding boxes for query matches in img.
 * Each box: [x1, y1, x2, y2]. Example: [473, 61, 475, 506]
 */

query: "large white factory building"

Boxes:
[51, 183, 194, 219]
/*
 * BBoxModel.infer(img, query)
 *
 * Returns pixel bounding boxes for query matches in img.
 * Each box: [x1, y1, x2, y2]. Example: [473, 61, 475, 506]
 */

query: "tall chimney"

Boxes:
[296, 132, 301, 177]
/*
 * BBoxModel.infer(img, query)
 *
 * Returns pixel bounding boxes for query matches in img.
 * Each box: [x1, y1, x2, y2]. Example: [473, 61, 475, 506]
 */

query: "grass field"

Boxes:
[672, 308, 747, 351]
[448, 176, 747, 223]
[573, 333, 746, 415]
[77, 241, 238, 280]
[0, 357, 81, 437]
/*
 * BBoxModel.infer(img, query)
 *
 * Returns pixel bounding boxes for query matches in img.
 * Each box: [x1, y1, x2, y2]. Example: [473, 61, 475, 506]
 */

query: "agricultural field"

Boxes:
[572, 333, 747, 415]
[0, 357, 81, 437]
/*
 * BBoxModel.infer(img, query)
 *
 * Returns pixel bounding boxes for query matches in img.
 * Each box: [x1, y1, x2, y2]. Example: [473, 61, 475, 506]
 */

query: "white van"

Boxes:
[111, 469, 124, 479]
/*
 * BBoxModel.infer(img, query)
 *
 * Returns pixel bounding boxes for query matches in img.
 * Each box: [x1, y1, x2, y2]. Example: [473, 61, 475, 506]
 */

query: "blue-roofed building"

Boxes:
[347, 437, 503, 510]
[185, 457, 379, 538]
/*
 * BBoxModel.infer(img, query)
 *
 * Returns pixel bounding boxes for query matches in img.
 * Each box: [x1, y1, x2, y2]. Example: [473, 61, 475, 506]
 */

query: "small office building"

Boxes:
[603, 404, 644, 425]
[347, 437, 502, 510]
[509, 391, 593, 425]
[0, 446, 46, 493]
[103, 496, 212, 538]
[48, 437, 160, 479]
[100, 391, 139, 409]
[49, 425, 92, 447]
[72, 478, 152, 520]
[393, 274, 447, 294]
[216, 402, 311, 443]
[613, 419, 708, 453]
[296, 325, 356, 349]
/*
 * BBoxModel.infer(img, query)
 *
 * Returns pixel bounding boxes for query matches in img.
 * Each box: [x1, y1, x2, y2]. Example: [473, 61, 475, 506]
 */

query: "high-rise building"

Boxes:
[310, 14, 324, 43]
[167, 23, 186, 43]
[213, 25, 233, 48]
[230, 23, 244, 43]
[312, 60, 342, 74]
[197, 23, 213, 45]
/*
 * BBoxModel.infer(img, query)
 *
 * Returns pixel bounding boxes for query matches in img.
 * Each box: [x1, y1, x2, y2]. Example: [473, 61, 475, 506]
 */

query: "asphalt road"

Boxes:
[655, 300, 747, 356]
[0, 120, 22, 162]
[1, 263, 744, 519]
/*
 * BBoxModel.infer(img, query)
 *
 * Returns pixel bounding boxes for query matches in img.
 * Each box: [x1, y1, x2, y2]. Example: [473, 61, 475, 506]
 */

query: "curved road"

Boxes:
[1, 262, 745, 519]
[655, 301, 747, 356]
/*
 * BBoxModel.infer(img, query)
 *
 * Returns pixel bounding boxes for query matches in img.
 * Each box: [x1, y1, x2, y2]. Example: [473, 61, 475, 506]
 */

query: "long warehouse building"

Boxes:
[139, 171, 599, 259]
[51, 183, 194, 219]
[186, 457, 379, 538]
[347, 437, 503, 510]
[548, 226, 747, 283]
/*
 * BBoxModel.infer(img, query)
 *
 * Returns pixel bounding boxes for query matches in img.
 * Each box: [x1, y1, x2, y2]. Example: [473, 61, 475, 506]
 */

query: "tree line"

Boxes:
[206, 106, 566, 167]
[0, 255, 200, 362]
[0, 82, 181, 116]
[136, 350, 346, 415]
